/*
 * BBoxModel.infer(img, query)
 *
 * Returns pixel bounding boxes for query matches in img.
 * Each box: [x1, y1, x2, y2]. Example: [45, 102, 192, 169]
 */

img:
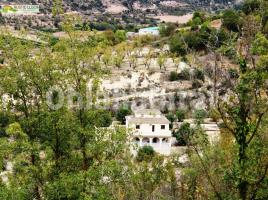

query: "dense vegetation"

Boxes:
[0, 0, 267, 199]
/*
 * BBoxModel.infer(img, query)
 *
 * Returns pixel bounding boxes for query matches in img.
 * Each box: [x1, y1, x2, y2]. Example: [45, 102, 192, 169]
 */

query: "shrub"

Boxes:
[193, 109, 207, 123]
[242, 0, 261, 14]
[166, 113, 176, 123]
[209, 108, 221, 122]
[115, 30, 126, 44]
[193, 68, 205, 81]
[178, 68, 190, 80]
[176, 109, 186, 122]
[170, 34, 187, 56]
[159, 23, 177, 37]
[84, 110, 112, 128]
[174, 122, 193, 146]
[222, 10, 242, 32]
[184, 31, 206, 51]
[166, 113, 176, 128]
[136, 146, 155, 162]
[169, 71, 178, 81]
[181, 26, 211, 51]
[49, 36, 59, 46]
[116, 106, 132, 124]
[211, 28, 229, 47]
[193, 11, 206, 23]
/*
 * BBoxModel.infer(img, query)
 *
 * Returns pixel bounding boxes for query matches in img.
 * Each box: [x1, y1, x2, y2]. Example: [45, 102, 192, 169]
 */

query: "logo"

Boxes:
[0, 5, 18, 13]
[0, 5, 39, 15]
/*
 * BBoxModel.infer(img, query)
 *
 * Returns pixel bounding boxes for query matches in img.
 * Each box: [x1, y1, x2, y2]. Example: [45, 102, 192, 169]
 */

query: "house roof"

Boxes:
[134, 109, 161, 116]
[128, 116, 170, 124]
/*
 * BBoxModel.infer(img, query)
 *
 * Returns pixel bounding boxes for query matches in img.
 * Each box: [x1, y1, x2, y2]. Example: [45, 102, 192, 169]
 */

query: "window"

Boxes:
[152, 125, 155, 132]
[133, 137, 140, 144]
[136, 125, 140, 129]
[162, 138, 169, 143]
[153, 137, 159, 143]
[161, 125, 165, 130]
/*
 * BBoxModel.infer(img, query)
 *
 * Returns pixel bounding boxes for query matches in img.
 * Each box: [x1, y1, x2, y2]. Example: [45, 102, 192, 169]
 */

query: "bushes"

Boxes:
[49, 36, 59, 46]
[169, 71, 178, 81]
[193, 68, 205, 81]
[136, 146, 155, 162]
[90, 22, 116, 31]
[116, 106, 132, 124]
[174, 122, 193, 146]
[209, 108, 221, 122]
[222, 10, 242, 32]
[178, 68, 191, 80]
[170, 34, 187, 56]
[84, 110, 112, 128]
[159, 23, 177, 37]
[184, 31, 207, 51]
[242, 0, 261, 14]
[176, 109, 186, 122]
[114, 30, 127, 44]
[193, 109, 207, 123]
[165, 110, 186, 124]
[172, 68, 205, 82]
[170, 27, 210, 55]
[165, 113, 175, 123]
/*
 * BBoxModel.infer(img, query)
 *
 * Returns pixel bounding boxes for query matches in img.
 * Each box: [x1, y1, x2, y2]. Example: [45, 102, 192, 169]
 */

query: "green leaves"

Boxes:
[251, 32, 268, 55]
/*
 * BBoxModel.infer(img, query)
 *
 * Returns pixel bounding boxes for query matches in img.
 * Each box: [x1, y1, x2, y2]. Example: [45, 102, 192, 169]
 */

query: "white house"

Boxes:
[138, 27, 160, 36]
[126, 109, 172, 155]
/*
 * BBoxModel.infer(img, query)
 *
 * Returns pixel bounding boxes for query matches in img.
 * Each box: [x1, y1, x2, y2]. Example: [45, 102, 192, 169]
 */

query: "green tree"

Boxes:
[116, 106, 132, 124]
[170, 34, 187, 56]
[174, 122, 193, 146]
[222, 10, 242, 32]
[159, 23, 177, 37]
[157, 52, 167, 70]
[176, 109, 186, 122]
[115, 30, 127, 44]
[218, 58, 268, 199]
[193, 109, 207, 124]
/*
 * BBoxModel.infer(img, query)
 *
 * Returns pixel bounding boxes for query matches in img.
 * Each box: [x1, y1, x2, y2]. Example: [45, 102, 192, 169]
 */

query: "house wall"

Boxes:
[138, 30, 159, 36]
[133, 123, 170, 136]
[131, 137, 172, 156]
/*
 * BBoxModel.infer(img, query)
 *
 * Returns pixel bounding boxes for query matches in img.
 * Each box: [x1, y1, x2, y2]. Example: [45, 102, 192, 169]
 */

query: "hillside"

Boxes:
[1, 0, 240, 14]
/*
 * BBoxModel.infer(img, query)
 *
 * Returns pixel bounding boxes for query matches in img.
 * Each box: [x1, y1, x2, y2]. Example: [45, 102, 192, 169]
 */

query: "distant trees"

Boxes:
[159, 23, 177, 37]
[170, 34, 187, 56]
[170, 26, 219, 56]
